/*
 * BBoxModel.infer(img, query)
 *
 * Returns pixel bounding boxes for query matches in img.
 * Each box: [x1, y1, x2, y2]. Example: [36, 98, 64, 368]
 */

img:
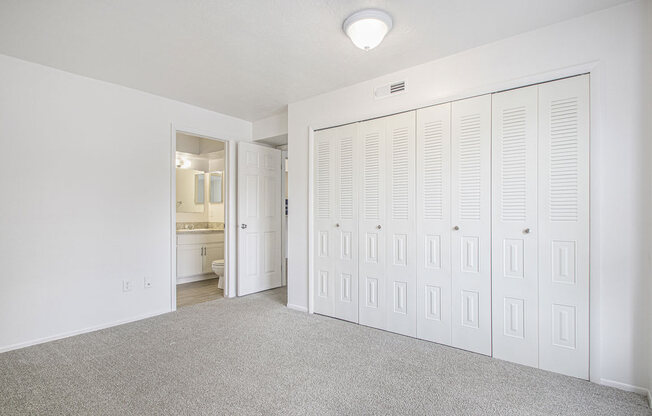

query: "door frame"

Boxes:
[281, 148, 288, 286]
[170, 125, 237, 311]
[306, 62, 600, 381]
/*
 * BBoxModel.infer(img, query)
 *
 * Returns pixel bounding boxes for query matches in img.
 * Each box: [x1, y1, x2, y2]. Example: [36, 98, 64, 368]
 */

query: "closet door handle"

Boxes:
[376, 225, 382, 230]
[335, 223, 340, 228]
[523, 228, 531, 234]
[453, 225, 459, 231]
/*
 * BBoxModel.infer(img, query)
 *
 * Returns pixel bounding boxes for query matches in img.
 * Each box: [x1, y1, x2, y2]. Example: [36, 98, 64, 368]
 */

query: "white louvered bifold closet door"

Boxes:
[358, 112, 416, 335]
[358, 117, 387, 330]
[538, 75, 589, 379]
[416, 103, 452, 345]
[313, 123, 359, 322]
[491, 85, 539, 367]
[451, 95, 492, 355]
[314, 128, 336, 317]
[385, 112, 417, 336]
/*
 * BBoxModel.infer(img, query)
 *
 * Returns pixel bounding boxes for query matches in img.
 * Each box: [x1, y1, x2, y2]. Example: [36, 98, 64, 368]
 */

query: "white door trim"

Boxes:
[307, 126, 315, 314]
[281, 149, 288, 286]
[170, 125, 237, 312]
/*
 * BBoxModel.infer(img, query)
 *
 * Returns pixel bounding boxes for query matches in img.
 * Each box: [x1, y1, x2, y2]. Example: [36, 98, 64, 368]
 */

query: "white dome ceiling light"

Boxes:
[343, 9, 393, 51]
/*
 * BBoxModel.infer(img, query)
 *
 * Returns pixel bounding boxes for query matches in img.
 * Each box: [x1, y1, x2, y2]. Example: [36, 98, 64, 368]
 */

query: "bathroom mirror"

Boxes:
[209, 171, 223, 203]
[195, 173, 205, 204]
[176, 168, 205, 213]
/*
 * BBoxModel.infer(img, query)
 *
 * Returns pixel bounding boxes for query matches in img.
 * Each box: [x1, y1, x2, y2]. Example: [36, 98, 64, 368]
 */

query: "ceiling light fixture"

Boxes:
[343, 9, 393, 51]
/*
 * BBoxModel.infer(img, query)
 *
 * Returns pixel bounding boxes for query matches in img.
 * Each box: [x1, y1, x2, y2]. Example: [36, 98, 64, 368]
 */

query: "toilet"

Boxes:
[211, 259, 225, 289]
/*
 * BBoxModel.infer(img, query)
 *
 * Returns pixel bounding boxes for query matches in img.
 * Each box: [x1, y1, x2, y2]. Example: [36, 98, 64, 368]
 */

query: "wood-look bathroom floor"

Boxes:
[176, 278, 223, 308]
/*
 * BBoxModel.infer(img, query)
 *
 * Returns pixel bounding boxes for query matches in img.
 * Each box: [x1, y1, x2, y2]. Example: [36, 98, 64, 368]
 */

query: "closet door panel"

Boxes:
[451, 95, 492, 356]
[491, 86, 539, 366]
[313, 128, 337, 317]
[358, 118, 387, 330]
[385, 112, 417, 337]
[333, 123, 359, 322]
[416, 103, 452, 345]
[538, 75, 590, 379]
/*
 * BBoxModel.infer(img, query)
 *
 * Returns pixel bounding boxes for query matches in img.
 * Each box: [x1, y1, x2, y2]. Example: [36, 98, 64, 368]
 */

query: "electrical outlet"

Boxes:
[122, 279, 133, 292]
[144, 277, 152, 289]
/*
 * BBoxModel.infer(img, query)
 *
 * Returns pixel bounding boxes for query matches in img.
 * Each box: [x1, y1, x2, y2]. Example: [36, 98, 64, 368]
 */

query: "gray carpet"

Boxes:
[1, 288, 649, 416]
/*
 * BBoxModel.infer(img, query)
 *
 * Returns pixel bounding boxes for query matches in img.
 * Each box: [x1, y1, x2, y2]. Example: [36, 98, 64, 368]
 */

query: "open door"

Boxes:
[237, 142, 282, 296]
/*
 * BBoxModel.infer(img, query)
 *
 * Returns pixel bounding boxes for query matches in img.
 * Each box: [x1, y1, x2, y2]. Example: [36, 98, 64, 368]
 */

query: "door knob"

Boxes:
[453, 225, 459, 231]
[241, 224, 247, 229]
[376, 225, 382, 230]
[335, 223, 340, 228]
[523, 228, 531, 234]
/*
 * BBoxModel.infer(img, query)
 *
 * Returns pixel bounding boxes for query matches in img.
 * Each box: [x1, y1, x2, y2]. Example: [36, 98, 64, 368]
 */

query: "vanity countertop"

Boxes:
[176, 228, 224, 234]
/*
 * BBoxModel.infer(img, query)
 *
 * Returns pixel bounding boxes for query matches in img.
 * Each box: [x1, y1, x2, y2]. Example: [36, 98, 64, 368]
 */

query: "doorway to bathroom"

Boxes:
[172, 130, 231, 308]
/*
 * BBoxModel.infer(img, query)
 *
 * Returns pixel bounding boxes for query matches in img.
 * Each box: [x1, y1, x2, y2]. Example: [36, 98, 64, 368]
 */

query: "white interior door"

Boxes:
[538, 75, 590, 379]
[313, 123, 359, 322]
[491, 85, 539, 366]
[237, 142, 282, 296]
[416, 103, 452, 345]
[358, 117, 387, 330]
[451, 95, 492, 356]
[385, 112, 417, 337]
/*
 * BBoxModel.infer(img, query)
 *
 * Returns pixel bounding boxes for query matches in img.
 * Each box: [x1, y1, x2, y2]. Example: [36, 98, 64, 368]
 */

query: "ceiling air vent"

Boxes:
[374, 80, 407, 100]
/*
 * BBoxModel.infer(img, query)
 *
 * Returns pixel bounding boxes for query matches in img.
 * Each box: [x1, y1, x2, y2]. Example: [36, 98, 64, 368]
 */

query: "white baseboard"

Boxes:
[600, 378, 650, 398]
[177, 273, 217, 285]
[287, 303, 308, 313]
[0, 309, 170, 354]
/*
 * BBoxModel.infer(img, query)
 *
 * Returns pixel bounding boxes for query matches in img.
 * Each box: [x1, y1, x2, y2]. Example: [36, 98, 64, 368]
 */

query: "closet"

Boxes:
[313, 74, 590, 380]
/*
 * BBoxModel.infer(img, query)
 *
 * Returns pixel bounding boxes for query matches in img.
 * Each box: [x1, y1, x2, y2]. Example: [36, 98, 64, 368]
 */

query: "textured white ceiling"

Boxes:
[0, 0, 629, 121]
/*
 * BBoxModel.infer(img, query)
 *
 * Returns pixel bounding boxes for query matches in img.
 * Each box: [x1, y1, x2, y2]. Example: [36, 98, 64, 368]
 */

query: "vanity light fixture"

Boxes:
[343, 9, 393, 51]
[176, 159, 191, 169]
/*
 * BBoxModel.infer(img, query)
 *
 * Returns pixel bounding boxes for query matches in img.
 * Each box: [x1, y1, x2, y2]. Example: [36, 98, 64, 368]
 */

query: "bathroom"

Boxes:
[175, 132, 227, 307]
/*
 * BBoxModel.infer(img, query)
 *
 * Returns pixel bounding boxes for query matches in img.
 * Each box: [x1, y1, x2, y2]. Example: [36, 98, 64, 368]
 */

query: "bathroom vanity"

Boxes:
[176, 230, 224, 283]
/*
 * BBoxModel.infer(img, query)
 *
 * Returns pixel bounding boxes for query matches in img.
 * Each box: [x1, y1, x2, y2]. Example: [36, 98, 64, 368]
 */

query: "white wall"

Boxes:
[0, 53, 251, 351]
[252, 110, 288, 141]
[288, 1, 649, 392]
[644, 0, 652, 402]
